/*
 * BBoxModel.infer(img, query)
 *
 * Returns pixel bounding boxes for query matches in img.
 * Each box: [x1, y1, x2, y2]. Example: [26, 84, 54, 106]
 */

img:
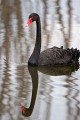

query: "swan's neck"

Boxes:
[28, 17, 41, 65]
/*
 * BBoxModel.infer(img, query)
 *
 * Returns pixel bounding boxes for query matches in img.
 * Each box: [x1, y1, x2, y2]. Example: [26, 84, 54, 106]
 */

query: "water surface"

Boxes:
[0, 0, 80, 120]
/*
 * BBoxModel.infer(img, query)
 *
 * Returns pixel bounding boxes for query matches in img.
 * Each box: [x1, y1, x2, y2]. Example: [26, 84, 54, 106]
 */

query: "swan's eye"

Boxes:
[26, 18, 33, 27]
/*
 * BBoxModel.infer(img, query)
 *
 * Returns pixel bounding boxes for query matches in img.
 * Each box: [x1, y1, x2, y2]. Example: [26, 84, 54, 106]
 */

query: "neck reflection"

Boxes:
[22, 66, 38, 117]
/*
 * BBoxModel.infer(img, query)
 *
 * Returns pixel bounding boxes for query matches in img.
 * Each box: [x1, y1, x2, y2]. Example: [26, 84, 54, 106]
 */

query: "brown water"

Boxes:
[0, 0, 80, 120]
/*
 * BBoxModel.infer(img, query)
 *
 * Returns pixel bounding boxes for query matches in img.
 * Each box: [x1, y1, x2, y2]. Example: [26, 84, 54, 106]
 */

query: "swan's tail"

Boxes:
[70, 48, 80, 62]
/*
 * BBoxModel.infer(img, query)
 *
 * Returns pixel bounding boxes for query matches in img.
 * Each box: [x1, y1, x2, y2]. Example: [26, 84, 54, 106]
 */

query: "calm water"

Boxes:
[0, 0, 80, 120]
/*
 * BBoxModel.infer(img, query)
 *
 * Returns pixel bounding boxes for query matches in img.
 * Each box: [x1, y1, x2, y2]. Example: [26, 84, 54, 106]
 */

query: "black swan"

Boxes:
[26, 13, 80, 66]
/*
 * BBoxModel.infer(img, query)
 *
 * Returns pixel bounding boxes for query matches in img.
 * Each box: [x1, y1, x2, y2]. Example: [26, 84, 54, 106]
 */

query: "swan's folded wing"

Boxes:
[38, 47, 72, 66]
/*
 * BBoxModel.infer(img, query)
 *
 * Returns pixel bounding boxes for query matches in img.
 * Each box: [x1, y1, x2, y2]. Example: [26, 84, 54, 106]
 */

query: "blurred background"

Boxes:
[0, 0, 80, 120]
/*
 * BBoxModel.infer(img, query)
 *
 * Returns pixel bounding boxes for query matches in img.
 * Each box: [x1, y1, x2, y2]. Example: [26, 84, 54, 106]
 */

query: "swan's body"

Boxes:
[26, 13, 80, 66]
[38, 47, 79, 66]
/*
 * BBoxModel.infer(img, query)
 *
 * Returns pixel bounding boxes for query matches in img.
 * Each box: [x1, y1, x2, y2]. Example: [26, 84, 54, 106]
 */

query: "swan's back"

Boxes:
[38, 47, 80, 66]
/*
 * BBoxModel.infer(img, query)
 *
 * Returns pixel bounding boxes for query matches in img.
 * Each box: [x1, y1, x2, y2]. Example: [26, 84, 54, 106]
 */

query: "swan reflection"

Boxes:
[21, 63, 79, 117]
[21, 66, 38, 117]
[38, 63, 79, 76]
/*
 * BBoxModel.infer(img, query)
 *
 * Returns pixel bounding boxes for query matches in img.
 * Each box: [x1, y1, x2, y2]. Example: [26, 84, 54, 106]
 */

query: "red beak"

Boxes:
[26, 18, 32, 27]
[21, 106, 25, 114]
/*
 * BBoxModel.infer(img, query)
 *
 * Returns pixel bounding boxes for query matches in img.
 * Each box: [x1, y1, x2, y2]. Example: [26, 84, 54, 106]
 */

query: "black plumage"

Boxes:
[27, 13, 80, 66]
[38, 47, 80, 66]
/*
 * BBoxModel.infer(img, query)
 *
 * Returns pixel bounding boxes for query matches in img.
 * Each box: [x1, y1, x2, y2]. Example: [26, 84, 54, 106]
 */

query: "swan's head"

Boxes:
[26, 13, 39, 26]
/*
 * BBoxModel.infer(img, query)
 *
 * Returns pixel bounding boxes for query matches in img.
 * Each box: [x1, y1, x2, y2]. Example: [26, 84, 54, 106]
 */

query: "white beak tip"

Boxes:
[25, 23, 28, 27]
